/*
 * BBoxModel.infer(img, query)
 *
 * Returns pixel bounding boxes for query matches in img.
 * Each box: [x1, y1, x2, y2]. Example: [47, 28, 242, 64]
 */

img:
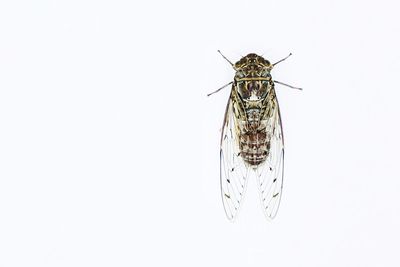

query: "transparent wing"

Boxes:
[255, 97, 285, 220]
[220, 96, 250, 221]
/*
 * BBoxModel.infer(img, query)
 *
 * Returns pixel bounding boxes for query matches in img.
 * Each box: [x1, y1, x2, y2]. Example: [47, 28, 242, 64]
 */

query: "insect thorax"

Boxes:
[234, 54, 273, 102]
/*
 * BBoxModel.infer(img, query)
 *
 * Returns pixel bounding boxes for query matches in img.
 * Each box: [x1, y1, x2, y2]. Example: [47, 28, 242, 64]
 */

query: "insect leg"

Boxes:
[272, 53, 292, 66]
[207, 81, 233, 97]
[274, 80, 303, 90]
[217, 50, 234, 67]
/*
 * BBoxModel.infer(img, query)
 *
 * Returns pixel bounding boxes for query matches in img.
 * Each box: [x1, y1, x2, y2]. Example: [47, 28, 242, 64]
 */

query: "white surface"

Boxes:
[1, 0, 400, 266]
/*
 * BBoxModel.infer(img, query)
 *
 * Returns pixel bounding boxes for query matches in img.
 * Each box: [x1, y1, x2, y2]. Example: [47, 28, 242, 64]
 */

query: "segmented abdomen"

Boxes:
[239, 131, 269, 166]
[238, 108, 270, 166]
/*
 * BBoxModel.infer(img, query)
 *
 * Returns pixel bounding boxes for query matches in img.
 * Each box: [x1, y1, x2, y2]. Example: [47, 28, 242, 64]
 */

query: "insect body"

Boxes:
[211, 52, 300, 221]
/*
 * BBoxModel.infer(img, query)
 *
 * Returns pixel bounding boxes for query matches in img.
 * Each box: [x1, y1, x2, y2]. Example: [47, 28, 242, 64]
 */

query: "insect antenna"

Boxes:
[207, 81, 233, 97]
[217, 50, 234, 67]
[272, 53, 292, 67]
[274, 80, 302, 90]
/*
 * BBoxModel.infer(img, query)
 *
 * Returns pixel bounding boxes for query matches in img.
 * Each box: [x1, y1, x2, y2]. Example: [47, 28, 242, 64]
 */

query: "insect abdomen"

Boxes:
[240, 131, 269, 166]
[239, 107, 269, 166]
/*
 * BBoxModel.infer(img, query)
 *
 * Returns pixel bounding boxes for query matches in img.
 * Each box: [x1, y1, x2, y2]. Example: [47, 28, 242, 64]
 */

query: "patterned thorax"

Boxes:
[233, 54, 273, 101]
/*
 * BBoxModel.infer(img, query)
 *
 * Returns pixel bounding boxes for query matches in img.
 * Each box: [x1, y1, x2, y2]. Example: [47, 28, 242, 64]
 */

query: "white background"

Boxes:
[1, 0, 400, 266]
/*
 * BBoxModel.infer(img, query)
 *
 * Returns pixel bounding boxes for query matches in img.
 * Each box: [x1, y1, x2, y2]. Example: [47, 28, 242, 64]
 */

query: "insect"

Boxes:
[208, 51, 301, 221]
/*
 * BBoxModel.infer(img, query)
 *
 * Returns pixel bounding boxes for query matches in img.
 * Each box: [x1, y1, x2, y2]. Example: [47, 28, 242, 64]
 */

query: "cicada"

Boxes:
[209, 51, 301, 221]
